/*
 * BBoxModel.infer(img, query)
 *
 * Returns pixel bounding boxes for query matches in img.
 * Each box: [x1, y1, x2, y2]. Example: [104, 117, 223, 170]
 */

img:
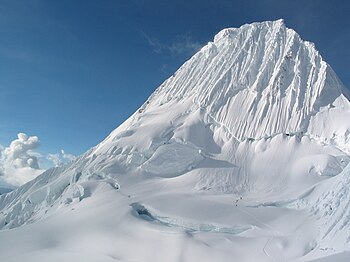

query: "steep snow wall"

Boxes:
[146, 19, 350, 143]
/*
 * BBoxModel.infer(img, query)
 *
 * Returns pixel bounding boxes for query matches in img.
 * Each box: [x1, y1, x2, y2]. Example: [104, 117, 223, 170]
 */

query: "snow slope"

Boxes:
[0, 20, 349, 262]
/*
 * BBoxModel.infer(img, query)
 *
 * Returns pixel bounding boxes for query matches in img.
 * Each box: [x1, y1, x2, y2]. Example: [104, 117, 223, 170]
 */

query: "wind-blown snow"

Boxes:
[0, 20, 349, 262]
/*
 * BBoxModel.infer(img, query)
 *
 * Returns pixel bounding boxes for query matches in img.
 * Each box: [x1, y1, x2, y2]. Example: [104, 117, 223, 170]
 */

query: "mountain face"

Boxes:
[0, 20, 350, 262]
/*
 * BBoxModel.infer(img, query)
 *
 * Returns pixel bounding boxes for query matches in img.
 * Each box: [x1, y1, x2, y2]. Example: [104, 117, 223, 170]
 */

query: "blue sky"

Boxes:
[0, 0, 349, 158]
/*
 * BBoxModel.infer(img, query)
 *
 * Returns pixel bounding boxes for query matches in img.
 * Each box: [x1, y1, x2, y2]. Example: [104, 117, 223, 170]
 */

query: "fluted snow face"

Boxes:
[151, 20, 349, 141]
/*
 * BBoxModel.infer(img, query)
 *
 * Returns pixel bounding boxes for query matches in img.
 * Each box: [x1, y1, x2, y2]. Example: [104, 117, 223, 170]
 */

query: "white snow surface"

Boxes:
[0, 20, 350, 262]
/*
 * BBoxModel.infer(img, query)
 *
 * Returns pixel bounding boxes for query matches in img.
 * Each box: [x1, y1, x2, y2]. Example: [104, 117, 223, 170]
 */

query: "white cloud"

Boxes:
[143, 33, 202, 58]
[168, 35, 203, 57]
[0, 133, 76, 188]
[47, 149, 76, 167]
[47, 153, 61, 167]
[142, 33, 164, 54]
[0, 133, 44, 187]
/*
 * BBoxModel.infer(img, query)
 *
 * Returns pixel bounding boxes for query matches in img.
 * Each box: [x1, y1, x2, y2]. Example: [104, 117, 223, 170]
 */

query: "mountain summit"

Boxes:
[95, 19, 349, 157]
[149, 19, 348, 140]
[0, 20, 350, 262]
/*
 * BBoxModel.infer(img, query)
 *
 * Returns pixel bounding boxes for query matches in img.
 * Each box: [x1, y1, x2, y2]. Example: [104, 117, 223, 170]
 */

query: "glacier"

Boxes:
[0, 20, 349, 262]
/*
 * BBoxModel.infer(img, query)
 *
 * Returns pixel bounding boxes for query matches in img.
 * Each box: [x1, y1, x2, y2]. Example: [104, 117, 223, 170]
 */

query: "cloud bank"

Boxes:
[0, 133, 76, 188]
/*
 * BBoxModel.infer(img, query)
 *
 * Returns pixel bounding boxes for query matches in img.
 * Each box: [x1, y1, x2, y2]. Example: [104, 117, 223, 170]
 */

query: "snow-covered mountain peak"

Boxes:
[142, 20, 350, 145]
[81, 21, 350, 198]
[0, 22, 350, 262]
